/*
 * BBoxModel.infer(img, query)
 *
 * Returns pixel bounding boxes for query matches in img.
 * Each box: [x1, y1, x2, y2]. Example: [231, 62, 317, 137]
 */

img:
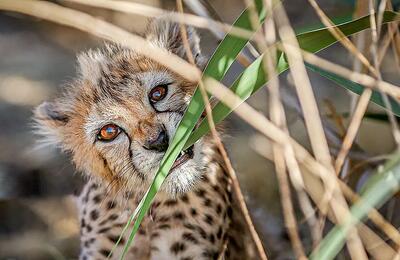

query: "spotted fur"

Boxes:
[34, 17, 257, 259]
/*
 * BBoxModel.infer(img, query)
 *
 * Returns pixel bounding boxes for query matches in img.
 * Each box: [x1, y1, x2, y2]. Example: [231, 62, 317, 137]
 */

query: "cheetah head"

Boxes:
[33, 18, 212, 197]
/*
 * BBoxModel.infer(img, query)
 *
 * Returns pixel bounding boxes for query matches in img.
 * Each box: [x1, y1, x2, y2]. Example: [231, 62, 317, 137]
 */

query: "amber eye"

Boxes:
[149, 85, 168, 103]
[97, 124, 121, 141]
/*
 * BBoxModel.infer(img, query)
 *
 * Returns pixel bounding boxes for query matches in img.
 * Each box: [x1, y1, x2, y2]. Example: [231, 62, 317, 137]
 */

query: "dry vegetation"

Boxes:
[0, 0, 400, 259]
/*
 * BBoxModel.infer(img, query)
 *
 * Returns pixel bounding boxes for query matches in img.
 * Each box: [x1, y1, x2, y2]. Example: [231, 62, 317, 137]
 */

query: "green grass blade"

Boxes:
[185, 11, 400, 149]
[306, 63, 400, 116]
[119, 1, 266, 258]
[310, 153, 400, 260]
[297, 11, 400, 53]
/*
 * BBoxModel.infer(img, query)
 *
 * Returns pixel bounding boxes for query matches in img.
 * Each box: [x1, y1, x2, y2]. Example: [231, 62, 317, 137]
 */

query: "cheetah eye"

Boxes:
[97, 124, 121, 141]
[149, 85, 168, 103]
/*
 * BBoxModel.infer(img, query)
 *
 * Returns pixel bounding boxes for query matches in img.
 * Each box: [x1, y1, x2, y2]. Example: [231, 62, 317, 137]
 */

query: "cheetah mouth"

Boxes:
[171, 145, 194, 171]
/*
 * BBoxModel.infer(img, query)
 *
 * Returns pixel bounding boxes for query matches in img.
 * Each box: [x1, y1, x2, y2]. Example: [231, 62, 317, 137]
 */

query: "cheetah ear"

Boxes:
[146, 16, 206, 68]
[77, 49, 109, 85]
[33, 101, 69, 145]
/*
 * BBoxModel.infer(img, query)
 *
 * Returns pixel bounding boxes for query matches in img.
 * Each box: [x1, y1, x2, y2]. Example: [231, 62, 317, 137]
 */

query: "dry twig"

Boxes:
[176, 1, 267, 259]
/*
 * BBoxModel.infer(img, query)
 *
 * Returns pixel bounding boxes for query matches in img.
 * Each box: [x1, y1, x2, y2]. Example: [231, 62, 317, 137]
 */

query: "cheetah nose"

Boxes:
[143, 127, 169, 152]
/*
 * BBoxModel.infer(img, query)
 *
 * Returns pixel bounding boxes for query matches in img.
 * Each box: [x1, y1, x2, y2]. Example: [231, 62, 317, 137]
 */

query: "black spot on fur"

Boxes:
[98, 227, 111, 234]
[194, 188, 206, 197]
[197, 226, 207, 239]
[216, 227, 223, 239]
[202, 250, 218, 259]
[184, 223, 196, 230]
[216, 204, 222, 214]
[107, 235, 124, 245]
[102, 158, 108, 168]
[173, 211, 185, 220]
[204, 214, 214, 225]
[227, 206, 233, 218]
[99, 249, 111, 257]
[182, 232, 198, 244]
[89, 183, 98, 191]
[92, 194, 102, 203]
[190, 208, 197, 216]
[138, 228, 146, 235]
[81, 218, 86, 228]
[209, 233, 216, 244]
[180, 194, 189, 203]
[170, 241, 186, 254]
[107, 200, 116, 209]
[212, 185, 220, 193]
[203, 198, 212, 207]
[158, 224, 171, 230]
[108, 214, 119, 221]
[90, 210, 99, 221]
[86, 225, 92, 232]
[164, 199, 178, 206]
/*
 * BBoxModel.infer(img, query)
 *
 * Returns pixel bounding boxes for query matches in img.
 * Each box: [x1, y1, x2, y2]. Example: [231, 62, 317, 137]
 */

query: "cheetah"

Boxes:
[34, 17, 257, 259]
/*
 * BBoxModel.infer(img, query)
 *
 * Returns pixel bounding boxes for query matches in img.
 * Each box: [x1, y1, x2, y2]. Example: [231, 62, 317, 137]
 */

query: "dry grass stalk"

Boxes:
[323, 100, 346, 137]
[296, 49, 400, 98]
[307, 0, 378, 77]
[273, 3, 369, 257]
[307, 0, 400, 176]
[67, 0, 255, 68]
[274, 3, 333, 169]
[65, 0, 254, 40]
[176, 1, 267, 259]
[334, 89, 372, 175]
[335, 0, 389, 175]
[369, 0, 400, 148]
[350, 0, 370, 118]
[259, 0, 311, 257]
[202, 75, 384, 260]
[378, 26, 398, 66]
[0, 0, 203, 82]
[386, 1, 400, 71]
[273, 4, 336, 250]
[251, 135, 398, 259]
[244, 0, 313, 256]
[202, 71, 400, 257]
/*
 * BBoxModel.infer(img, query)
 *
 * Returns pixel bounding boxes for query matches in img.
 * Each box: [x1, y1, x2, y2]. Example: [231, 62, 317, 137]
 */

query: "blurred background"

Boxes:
[0, 0, 399, 259]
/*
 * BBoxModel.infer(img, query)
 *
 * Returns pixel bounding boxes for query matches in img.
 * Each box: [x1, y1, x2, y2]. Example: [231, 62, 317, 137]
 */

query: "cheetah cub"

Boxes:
[34, 18, 257, 260]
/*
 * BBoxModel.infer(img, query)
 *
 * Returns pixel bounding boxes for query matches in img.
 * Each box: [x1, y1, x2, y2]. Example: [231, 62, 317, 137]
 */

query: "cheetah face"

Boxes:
[34, 18, 210, 196]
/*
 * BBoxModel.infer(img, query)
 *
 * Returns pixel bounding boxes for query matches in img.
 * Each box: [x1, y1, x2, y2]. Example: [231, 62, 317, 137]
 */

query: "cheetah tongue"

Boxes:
[171, 146, 194, 171]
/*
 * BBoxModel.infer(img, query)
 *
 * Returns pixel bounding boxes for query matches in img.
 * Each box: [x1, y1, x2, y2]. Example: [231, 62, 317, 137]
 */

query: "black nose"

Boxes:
[143, 127, 169, 152]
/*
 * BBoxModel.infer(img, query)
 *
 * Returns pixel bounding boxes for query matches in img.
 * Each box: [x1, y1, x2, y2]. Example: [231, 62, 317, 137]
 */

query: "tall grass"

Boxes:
[1, 0, 400, 259]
